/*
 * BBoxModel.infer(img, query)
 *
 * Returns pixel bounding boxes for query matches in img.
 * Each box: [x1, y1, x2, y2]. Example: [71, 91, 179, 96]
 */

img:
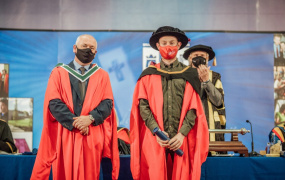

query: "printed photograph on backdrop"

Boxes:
[274, 33, 285, 126]
[7, 98, 33, 153]
[0, 64, 9, 97]
[0, 98, 8, 122]
[274, 34, 285, 66]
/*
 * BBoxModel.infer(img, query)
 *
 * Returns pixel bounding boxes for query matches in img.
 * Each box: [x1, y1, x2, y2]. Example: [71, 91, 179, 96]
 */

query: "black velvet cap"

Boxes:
[149, 26, 189, 50]
[183, 44, 215, 60]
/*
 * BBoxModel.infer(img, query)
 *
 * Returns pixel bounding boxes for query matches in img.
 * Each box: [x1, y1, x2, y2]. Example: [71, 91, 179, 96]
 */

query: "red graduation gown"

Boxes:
[31, 65, 119, 180]
[130, 64, 209, 180]
[4, 73, 8, 94]
[0, 73, 9, 94]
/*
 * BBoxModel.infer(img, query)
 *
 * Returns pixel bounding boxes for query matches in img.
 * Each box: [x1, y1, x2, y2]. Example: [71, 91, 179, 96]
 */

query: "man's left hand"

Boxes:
[169, 133, 185, 151]
[73, 115, 92, 131]
[197, 65, 210, 82]
[80, 127, 89, 136]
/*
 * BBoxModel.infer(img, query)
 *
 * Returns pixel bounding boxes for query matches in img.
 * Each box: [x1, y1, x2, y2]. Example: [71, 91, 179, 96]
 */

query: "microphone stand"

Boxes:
[246, 120, 259, 156]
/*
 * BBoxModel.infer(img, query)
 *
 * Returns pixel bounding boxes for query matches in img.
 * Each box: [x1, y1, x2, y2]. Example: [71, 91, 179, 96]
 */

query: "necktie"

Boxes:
[79, 67, 86, 100]
[277, 47, 279, 57]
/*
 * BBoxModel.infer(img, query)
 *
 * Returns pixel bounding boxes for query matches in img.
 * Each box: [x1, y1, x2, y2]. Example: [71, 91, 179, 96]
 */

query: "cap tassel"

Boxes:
[212, 57, 217, 66]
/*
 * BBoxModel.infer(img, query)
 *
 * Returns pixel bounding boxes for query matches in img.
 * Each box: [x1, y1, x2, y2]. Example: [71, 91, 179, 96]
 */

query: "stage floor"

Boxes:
[0, 154, 284, 180]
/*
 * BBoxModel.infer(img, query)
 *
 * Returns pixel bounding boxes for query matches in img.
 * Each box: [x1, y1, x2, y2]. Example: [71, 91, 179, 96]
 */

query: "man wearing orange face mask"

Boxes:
[130, 26, 209, 180]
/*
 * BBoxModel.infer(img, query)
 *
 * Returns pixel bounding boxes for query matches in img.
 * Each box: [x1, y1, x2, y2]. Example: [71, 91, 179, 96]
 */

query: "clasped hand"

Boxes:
[156, 131, 185, 151]
[72, 115, 92, 136]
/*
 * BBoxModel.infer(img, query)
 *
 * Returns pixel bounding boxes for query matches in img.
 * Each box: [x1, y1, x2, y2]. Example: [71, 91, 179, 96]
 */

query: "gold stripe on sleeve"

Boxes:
[6, 142, 14, 153]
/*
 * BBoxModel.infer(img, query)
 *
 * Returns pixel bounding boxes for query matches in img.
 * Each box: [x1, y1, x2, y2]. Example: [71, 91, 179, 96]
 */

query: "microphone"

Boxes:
[246, 120, 257, 156]
[153, 127, 184, 156]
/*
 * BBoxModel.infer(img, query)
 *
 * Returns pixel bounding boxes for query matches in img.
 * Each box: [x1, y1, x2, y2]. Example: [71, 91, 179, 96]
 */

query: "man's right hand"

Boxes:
[156, 131, 170, 148]
[197, 64, 210, 82]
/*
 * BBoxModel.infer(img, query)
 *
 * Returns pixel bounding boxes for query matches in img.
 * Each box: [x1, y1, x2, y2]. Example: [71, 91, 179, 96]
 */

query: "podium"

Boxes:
[209, 128, 250, 157]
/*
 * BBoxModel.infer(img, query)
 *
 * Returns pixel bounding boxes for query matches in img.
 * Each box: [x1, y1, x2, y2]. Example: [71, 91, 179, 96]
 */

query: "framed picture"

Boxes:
[7, 98, 33, 153]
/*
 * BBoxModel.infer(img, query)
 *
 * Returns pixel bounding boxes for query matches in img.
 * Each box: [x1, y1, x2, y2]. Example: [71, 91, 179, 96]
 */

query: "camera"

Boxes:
[192, 56, 206, 67]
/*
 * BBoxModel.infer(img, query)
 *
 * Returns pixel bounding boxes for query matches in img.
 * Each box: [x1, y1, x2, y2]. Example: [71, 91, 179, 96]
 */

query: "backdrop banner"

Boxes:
[0, 30, 274, 153]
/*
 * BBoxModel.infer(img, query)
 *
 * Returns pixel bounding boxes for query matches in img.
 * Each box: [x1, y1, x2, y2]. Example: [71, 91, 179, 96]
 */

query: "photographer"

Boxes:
[183, 45, 226, 142]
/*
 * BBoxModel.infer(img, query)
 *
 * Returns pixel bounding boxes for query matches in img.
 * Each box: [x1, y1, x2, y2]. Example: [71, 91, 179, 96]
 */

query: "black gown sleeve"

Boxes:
[49, 99, 76, 131]
[0, 122, 17, 153]
[89, 99, 113, 126]
[49, 99, 113, 130]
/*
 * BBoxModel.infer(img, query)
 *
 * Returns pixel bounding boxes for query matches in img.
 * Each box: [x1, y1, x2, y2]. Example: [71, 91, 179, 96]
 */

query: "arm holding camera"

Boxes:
[198, 64, 223, 107]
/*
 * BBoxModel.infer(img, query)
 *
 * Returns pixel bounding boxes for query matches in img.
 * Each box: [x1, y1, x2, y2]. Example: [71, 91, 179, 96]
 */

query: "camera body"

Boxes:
[192, 56, 206, 67]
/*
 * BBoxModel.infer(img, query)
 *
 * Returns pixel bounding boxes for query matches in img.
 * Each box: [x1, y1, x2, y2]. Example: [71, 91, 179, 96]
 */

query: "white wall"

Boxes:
[0, 0, 284, 31]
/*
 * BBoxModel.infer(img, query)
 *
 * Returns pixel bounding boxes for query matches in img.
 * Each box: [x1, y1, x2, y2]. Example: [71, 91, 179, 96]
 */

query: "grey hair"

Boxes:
[75, 35, 84, 46]
[75, 34, 98, 49]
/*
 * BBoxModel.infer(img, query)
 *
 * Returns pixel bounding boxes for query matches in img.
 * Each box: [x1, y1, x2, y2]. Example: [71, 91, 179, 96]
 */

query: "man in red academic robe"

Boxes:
[0, 69, 9, 97]
[31, 34, 119, 180]
[130, 26, 209, 180]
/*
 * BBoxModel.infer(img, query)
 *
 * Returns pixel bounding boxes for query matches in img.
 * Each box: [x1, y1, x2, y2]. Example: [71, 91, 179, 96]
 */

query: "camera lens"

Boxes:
[192, 56, 206, 67]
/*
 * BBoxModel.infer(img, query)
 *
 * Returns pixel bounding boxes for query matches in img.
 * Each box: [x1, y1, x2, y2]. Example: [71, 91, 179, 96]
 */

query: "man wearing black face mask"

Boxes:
[31, 34, 119, 179]
[183, 45, 226, 143]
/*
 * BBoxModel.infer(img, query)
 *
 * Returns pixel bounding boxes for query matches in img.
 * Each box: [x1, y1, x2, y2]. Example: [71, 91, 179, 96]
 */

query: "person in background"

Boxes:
[0, 69, 9, 97]
[0, 98, 8, 122]
[183, 45, 226, 142]
[269, 115, 285, 151]
[274, 73, 285, 110]
[0, 119, 17, 153]
[274, 34, 283, 66]
[275, 104, 285, 126]
[280, 35, 285, 60]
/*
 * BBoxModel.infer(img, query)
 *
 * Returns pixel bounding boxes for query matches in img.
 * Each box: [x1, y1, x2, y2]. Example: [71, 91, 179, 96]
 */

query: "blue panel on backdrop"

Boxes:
[0, 30, 274, 153]
[0, 30, 58, 148]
